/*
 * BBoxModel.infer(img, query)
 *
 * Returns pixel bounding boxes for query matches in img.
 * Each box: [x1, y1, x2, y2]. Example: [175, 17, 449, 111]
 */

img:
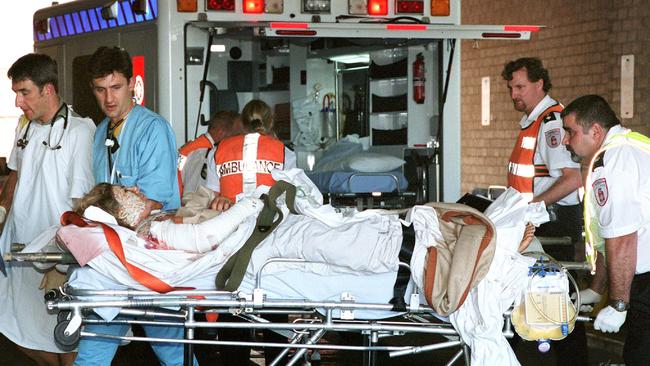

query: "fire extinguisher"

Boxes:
[413, 52, 425, 104]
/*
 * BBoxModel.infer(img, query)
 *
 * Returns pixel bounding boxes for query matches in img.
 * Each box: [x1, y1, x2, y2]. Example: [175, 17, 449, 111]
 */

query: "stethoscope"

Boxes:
[16, 104, 69, 150]
[104, 104, 135, 183]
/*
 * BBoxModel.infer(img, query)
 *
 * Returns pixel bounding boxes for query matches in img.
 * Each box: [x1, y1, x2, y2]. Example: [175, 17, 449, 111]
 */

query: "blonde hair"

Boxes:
[73, 183, 128, 227]
[241, 100, 273, 134]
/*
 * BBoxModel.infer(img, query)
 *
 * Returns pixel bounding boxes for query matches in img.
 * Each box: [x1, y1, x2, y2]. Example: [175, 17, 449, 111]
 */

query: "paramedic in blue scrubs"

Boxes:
[73, 46, 187, 366]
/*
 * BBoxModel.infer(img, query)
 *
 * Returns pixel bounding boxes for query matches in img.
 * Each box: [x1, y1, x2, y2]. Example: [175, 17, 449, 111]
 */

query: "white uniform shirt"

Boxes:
[206, 145, 297, 193]
[0, 107, 95, 352]
[589, 125, 650, 274]
[519, 95, 581, 205]
[179, 133, 215, 195]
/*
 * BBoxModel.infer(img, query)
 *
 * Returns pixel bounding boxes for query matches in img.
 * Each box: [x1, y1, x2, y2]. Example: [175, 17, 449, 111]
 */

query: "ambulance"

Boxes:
[33, 0, 538, 203]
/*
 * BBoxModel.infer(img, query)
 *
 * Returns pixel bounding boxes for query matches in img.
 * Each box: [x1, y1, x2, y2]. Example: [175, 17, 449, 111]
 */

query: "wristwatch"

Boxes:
[609, 299, 629, 312]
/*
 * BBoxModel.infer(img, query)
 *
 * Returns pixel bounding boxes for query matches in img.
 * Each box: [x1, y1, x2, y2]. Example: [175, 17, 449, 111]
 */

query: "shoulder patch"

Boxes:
[592, 177, 608, 206]
[545, 128, 561, 148]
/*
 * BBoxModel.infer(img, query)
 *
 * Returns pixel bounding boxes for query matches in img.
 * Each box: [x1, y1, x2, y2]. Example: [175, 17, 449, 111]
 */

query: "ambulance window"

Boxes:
[72, 55, 105, 125]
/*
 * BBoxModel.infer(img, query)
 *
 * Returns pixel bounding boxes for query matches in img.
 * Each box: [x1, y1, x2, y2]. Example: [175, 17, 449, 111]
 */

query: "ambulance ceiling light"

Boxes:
[210, 44, 227, 52]
[329, 53, 370, 64]
[207, 0, 235, 11]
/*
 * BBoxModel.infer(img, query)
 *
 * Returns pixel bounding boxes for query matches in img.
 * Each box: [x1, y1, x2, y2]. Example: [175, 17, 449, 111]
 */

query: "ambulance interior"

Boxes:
[184, 26, 443, 207]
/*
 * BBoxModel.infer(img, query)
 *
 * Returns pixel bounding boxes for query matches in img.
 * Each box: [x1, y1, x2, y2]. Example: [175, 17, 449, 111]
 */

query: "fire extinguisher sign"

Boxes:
[132, 55, 145, 106]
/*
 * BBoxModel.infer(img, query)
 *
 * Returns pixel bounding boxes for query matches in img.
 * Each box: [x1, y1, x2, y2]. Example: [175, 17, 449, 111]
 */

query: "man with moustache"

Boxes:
[502, 57, 586, 365]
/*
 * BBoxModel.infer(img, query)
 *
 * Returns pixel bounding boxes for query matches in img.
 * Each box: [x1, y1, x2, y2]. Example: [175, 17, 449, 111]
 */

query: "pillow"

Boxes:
[313, 141, 363, 172]
[348, 152, 405, 173]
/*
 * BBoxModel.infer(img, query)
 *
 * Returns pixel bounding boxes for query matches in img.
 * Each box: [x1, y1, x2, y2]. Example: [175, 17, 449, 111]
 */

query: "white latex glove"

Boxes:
[0, 205, 6, 225]
[594, 306, 627, 333]
[572, 288, 603, 312]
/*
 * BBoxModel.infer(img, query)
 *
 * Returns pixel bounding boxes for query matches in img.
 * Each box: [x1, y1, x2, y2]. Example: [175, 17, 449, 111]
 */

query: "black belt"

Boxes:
[389, 223, 415, 311]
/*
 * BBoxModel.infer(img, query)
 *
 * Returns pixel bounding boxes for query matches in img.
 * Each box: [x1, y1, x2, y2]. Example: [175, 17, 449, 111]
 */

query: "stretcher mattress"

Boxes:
[306, 170, 408, 193]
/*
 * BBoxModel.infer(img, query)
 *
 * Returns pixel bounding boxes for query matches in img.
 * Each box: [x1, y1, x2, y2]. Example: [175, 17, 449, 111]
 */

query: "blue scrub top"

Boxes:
[93, 105, 180, 210]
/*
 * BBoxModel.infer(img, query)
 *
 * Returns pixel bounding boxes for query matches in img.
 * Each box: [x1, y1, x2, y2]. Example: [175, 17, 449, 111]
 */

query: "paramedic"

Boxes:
[88, 46, 180, 211]
[207, 99, 296, 211]
[178, 110, 241, 196]
[74, 46, 188, 366]
[562, 94, 650, 365]
[0, 53, 95, 366]
[205, 99, 295, 365]
[502, 57, 586, 365]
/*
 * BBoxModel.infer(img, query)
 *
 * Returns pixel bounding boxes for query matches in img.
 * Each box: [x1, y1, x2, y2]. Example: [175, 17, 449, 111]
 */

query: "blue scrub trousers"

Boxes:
[74, 320, 196, 366]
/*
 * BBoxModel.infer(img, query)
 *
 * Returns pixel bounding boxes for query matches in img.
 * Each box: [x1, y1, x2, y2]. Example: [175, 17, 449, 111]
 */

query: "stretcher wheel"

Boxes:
[54, 320, 80, 352]
[57, 311, 71, 323]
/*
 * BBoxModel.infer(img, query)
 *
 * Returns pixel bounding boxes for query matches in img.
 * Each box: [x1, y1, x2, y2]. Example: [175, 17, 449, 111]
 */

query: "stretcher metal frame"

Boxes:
[43, 255, 593, 366]
[45, 258, 474, 366]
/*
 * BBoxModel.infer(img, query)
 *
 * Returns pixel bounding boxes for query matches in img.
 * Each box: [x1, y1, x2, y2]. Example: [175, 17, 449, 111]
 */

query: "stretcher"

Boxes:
[39, 253, 591, 366]
[3, 175, 592, 365]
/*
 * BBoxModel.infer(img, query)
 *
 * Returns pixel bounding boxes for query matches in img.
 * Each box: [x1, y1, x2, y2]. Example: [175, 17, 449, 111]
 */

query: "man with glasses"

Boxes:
[0, 53, 95, 366]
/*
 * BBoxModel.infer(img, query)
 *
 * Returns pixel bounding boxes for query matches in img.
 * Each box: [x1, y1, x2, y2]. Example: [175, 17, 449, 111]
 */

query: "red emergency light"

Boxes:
[368, 0, 388, 16]
[207, 0, 235, 11]
[243, 0, 264, 13]
[396, 0, 423, 14]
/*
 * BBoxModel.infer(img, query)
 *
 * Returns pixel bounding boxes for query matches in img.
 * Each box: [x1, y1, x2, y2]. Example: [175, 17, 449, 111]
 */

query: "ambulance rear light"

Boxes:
[368, 0, 388, 15]
[207, 0, 235, 11]
[303, 0, 331, 13]
[177, 0, 197, 12]
[430, 0, 450, 16]
[243, 0, 264, 13]
[396, 0, 423, 14]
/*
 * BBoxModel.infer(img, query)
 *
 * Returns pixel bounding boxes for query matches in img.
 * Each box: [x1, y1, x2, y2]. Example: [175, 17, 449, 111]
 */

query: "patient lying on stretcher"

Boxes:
[72, 182, 537, 256]
[71, 183, 263, 253]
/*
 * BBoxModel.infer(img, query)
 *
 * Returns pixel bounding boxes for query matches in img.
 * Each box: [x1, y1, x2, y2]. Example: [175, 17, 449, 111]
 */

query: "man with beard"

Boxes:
[502, 57, 586, 365]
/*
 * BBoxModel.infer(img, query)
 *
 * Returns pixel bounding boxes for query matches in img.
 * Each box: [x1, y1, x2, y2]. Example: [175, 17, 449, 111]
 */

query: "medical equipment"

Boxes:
[511, 253, 582, 353]
[17, 103, 69, 150]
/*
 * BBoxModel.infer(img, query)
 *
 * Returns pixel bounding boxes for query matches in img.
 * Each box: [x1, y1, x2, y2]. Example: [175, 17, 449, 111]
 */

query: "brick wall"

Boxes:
[460, 0, 650, 194]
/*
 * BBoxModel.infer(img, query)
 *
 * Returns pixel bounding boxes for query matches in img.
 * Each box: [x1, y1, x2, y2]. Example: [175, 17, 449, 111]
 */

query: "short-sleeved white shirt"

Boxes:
[589, 125, 650, 274]
[519, 95, 581, 205]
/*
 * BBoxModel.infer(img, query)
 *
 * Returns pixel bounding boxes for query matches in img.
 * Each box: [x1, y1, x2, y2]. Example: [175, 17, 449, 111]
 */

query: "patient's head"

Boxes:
[75, 183, 153, 229]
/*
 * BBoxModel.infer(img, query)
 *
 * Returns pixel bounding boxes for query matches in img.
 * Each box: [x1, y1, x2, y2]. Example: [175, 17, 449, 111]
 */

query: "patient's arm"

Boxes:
[518, 222, 536, 253]
[148, 197, 263, 253]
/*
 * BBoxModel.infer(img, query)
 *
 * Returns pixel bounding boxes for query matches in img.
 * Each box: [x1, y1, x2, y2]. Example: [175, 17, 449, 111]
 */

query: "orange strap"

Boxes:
[61, 211, 175, 293]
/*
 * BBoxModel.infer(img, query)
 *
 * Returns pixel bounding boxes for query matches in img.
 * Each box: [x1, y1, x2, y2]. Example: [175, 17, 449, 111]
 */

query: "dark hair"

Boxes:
[7, 53, 58, 92]
[209, 110, 241, 137]
[241, 100, 273, 134]
[561, 95, 620, 132]
[87, 46, 133, 81]
[502, 57, 552, 93]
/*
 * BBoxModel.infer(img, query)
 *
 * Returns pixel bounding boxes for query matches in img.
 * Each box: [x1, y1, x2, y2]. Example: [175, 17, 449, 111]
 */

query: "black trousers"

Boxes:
[624, 272, 650, 366]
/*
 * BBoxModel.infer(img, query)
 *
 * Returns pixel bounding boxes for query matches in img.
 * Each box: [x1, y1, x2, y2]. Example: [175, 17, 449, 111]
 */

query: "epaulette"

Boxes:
[542, 111, 559, 124]
[592, 150, 606, 171]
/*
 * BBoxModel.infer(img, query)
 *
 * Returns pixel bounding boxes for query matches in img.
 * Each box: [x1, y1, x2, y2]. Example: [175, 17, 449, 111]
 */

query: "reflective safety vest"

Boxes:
[215, 133, 285, 202]
[177, 133, 214, 197]
[507, 104, 563, 202]
[583, 130, 650, 273]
